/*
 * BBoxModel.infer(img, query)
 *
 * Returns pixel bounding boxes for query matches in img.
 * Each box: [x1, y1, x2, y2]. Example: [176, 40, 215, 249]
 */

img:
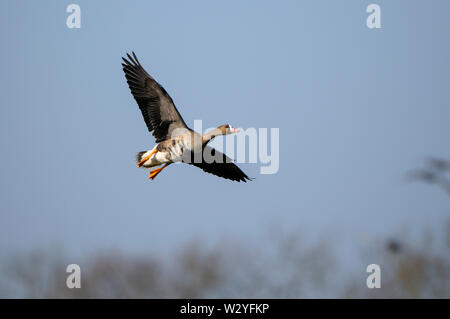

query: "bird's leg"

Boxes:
[137, 149, 157, 168]
[149, 163, 170, 180]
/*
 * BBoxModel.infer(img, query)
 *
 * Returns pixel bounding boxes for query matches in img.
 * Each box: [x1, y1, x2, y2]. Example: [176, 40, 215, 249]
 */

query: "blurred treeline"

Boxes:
[0, 158, 449, 298]
[1, 222, 449, 298]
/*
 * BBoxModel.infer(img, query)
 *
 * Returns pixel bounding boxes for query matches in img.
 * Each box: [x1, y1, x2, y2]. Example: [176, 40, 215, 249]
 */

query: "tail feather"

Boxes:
[136, 151, 147, 166]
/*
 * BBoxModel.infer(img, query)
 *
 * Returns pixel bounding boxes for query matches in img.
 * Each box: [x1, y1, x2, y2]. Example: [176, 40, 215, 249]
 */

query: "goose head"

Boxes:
[220, 124, 240, 135]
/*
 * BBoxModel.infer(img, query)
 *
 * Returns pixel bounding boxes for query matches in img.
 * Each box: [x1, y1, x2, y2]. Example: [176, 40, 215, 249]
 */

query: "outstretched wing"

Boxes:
[122, 52, 188, 142]
[185, 147, 251, 182]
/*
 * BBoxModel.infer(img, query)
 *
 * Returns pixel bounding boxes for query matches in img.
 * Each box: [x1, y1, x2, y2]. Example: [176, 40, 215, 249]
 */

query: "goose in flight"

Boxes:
[121, 52, 250, 182]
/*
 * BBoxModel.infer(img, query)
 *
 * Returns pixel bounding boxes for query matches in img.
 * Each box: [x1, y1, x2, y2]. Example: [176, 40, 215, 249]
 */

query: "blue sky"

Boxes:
[0, 0, 449, 259]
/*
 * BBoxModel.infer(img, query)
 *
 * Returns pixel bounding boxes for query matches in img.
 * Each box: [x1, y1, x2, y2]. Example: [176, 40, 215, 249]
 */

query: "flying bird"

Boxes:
[121, 52, 250, 182]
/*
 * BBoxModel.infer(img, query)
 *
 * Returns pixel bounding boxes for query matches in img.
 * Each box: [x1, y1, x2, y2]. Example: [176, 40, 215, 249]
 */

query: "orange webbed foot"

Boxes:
[137, 149, 157, 168]
[148, 163, 169, 180]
